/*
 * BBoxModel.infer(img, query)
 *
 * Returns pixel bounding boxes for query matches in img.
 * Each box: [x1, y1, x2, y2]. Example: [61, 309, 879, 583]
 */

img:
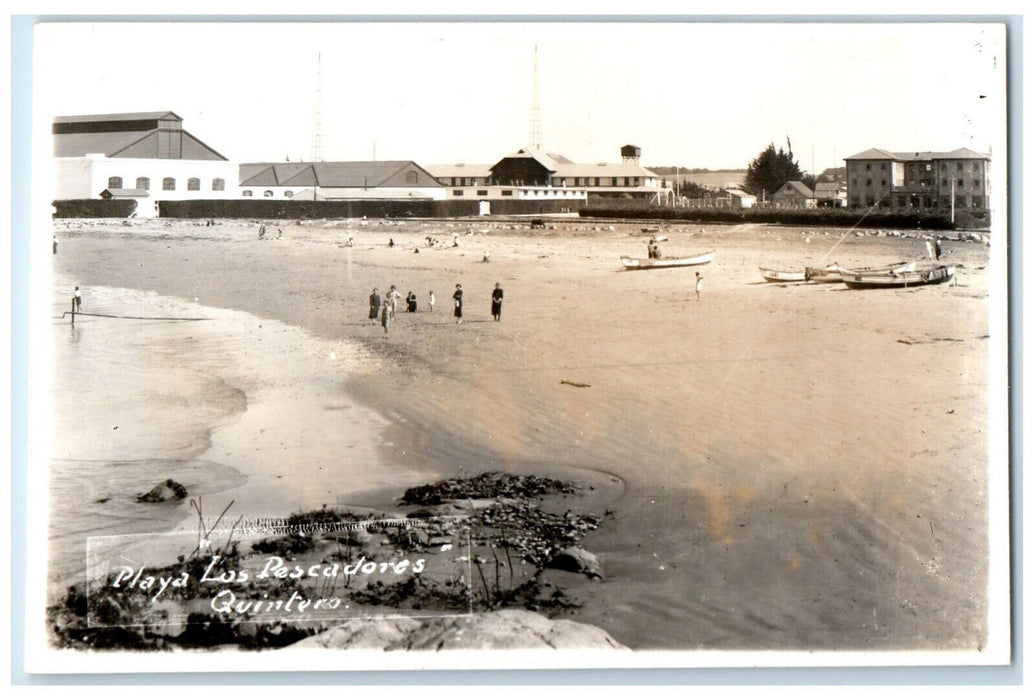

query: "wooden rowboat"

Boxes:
[835, 261, 917, 276]
[621, 251, 715, 270]
[841, 264, 955, 289]
[759, 267, 807, 283]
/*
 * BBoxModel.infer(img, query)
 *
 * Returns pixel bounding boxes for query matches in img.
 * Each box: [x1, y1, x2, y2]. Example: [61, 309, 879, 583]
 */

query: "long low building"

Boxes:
[237, 161, 446, 200]
[428, 145, 669, 203]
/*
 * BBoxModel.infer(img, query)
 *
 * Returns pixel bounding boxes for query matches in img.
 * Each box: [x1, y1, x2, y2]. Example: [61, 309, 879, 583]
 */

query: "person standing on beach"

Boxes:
[406, 291, 418, 313]
[387, 285, 402, 320]
[925, 238, 935, 260]
[934, 238, 943, 260]
[53, 236, 58, 255]
[491, 283, 504, 321]
[695, 272, 702, 302]
[380, 299, 391, 334]
[369, 288, 381, 323]
[428, 290, 435, 313]
[453, 284, 464, 324]
[74, 286, 82, 311]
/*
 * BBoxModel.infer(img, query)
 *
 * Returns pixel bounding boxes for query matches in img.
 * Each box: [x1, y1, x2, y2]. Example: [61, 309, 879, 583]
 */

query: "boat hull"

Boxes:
[841, 265, 956, 289]
[759, 268, 806, 283]
[621, 251, 715, 270]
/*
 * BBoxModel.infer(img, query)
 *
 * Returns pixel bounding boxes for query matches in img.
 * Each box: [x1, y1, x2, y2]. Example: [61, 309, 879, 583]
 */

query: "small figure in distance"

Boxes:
[695, 272, 703, 302]
[453, 284, 463, 324]
[428, 290, 435, 313]
[369, 287, 381, 323]
[491, 283, 503, 321]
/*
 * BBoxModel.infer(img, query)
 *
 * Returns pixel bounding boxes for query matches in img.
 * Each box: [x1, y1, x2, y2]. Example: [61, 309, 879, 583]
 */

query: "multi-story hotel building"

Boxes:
[844, 147, 990, 212]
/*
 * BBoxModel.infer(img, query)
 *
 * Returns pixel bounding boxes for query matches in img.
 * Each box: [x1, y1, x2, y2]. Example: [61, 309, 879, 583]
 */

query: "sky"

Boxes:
[32, 20, 1006, 173]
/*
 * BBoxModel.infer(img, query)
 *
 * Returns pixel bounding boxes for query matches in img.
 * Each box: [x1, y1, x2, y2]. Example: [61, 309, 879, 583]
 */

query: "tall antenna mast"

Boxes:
[310, 52, 324, 162]
[529, 45, 542, 150]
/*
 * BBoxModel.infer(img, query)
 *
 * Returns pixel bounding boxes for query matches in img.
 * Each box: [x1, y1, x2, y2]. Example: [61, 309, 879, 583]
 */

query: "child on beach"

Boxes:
[74, 286, 82, 311]
[695, 272, 702, 301]
[381, 299, 391, 334]
[428, 290, 435, 313]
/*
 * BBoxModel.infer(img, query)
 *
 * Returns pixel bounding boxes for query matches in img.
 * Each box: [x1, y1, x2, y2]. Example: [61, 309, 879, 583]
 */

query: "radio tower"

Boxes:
[529, 45, 542, 151]
[310, 52, 324, 162]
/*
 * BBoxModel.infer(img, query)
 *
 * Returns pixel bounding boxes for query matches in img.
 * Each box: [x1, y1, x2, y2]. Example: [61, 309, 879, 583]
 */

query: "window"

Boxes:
[925, 164, 931, 171]
[187, 177, 201, 191]
[897, 196, 906, 207]
[974, 180, 981, 188]
[284, 190, 293, 197]
[107, 176, 123, 189]
[162, 177, 176, 191]
[405, 171, 418, 184]
[942, 179, 947, 186]
[972, 196, 983, 208]
[923, 196, 932, 208]
[881, 163, 887, 171]
[263, 190, 274, 197]
[212, 178, 225, 191]
[594, 178, 600, 186]
[135, 177, 150, 190]
[865, 179, 871, 186]
[865, 163, 871, 171]
[881, 180, 886, 187]
[851, 178, 857, 188]
[501, 190, 513, 196]
[451, 178, 458, 186]
[453, 190, 464, 196]
[957, 163, 963, 171]
[242, 190, 253, 197]
[477, 190, 488, 196]
[867, 196, 876, 206]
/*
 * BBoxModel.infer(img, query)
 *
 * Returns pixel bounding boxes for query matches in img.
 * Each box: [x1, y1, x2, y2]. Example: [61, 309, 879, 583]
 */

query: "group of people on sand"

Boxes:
[368, 282, 504, 334]
[925, 237, 944, 261]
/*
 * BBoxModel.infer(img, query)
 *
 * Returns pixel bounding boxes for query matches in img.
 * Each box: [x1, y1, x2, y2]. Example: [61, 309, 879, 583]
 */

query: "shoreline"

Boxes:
[48, 218, 993, 650]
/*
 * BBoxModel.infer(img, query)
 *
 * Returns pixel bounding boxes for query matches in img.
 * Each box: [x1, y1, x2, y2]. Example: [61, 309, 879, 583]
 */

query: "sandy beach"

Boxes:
[47, 216, 994, 651]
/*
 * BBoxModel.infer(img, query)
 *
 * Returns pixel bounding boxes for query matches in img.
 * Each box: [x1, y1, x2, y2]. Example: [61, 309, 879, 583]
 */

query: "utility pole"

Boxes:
[529, 45, 542, 150]
[950, 176, 956, 224]
[310, 52, 324, 162]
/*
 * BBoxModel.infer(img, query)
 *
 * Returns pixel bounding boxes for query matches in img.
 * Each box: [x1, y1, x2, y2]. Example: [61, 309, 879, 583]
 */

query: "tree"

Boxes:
[743, 140, 805, 199]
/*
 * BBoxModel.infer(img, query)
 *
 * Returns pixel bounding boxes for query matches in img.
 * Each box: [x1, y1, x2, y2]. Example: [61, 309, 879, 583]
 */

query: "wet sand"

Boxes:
[48, 216, 995, 651]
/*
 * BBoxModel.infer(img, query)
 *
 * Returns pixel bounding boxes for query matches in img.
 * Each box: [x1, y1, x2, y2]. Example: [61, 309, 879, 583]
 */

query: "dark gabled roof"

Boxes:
[844, 148, 900, 160]
[775, 180, 815, 197]
[53, 111, 227, 160]
[490, 147, 566, 173]
[238, 161, 443, 188]
[54, 111, 182, 125]
[846, 146, 991, 162]
[928, 147, 991, 160]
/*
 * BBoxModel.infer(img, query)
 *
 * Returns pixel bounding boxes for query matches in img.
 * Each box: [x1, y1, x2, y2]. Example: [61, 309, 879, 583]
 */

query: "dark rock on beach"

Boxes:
[134, 478, 188, 503]
[547, 546, 604, 580]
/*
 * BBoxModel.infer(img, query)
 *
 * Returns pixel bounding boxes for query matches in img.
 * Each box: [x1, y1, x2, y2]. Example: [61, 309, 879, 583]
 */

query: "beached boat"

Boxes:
[804, 264, 842, 283]
[835, 261, 917, 276]
[641, 227, 660, 234]
[759, 267, 807, 283]
[620, 251, 715, 270]
[841, 264, 955, 289]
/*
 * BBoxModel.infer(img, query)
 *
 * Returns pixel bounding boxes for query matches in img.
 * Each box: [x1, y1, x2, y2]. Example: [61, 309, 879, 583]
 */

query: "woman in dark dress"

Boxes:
[453, 284, 463, 324]
[491, 283, 503, 321]
[406, 291, 418, 313]
[369, 288, 381, 322]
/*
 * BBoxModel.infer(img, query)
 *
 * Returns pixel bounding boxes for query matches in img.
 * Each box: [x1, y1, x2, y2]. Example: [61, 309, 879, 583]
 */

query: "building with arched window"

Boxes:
[53, 111, 239, 216]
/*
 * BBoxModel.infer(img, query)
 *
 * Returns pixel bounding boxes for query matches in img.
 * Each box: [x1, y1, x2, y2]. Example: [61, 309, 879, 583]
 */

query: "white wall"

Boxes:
[54, 155, 241, 217]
